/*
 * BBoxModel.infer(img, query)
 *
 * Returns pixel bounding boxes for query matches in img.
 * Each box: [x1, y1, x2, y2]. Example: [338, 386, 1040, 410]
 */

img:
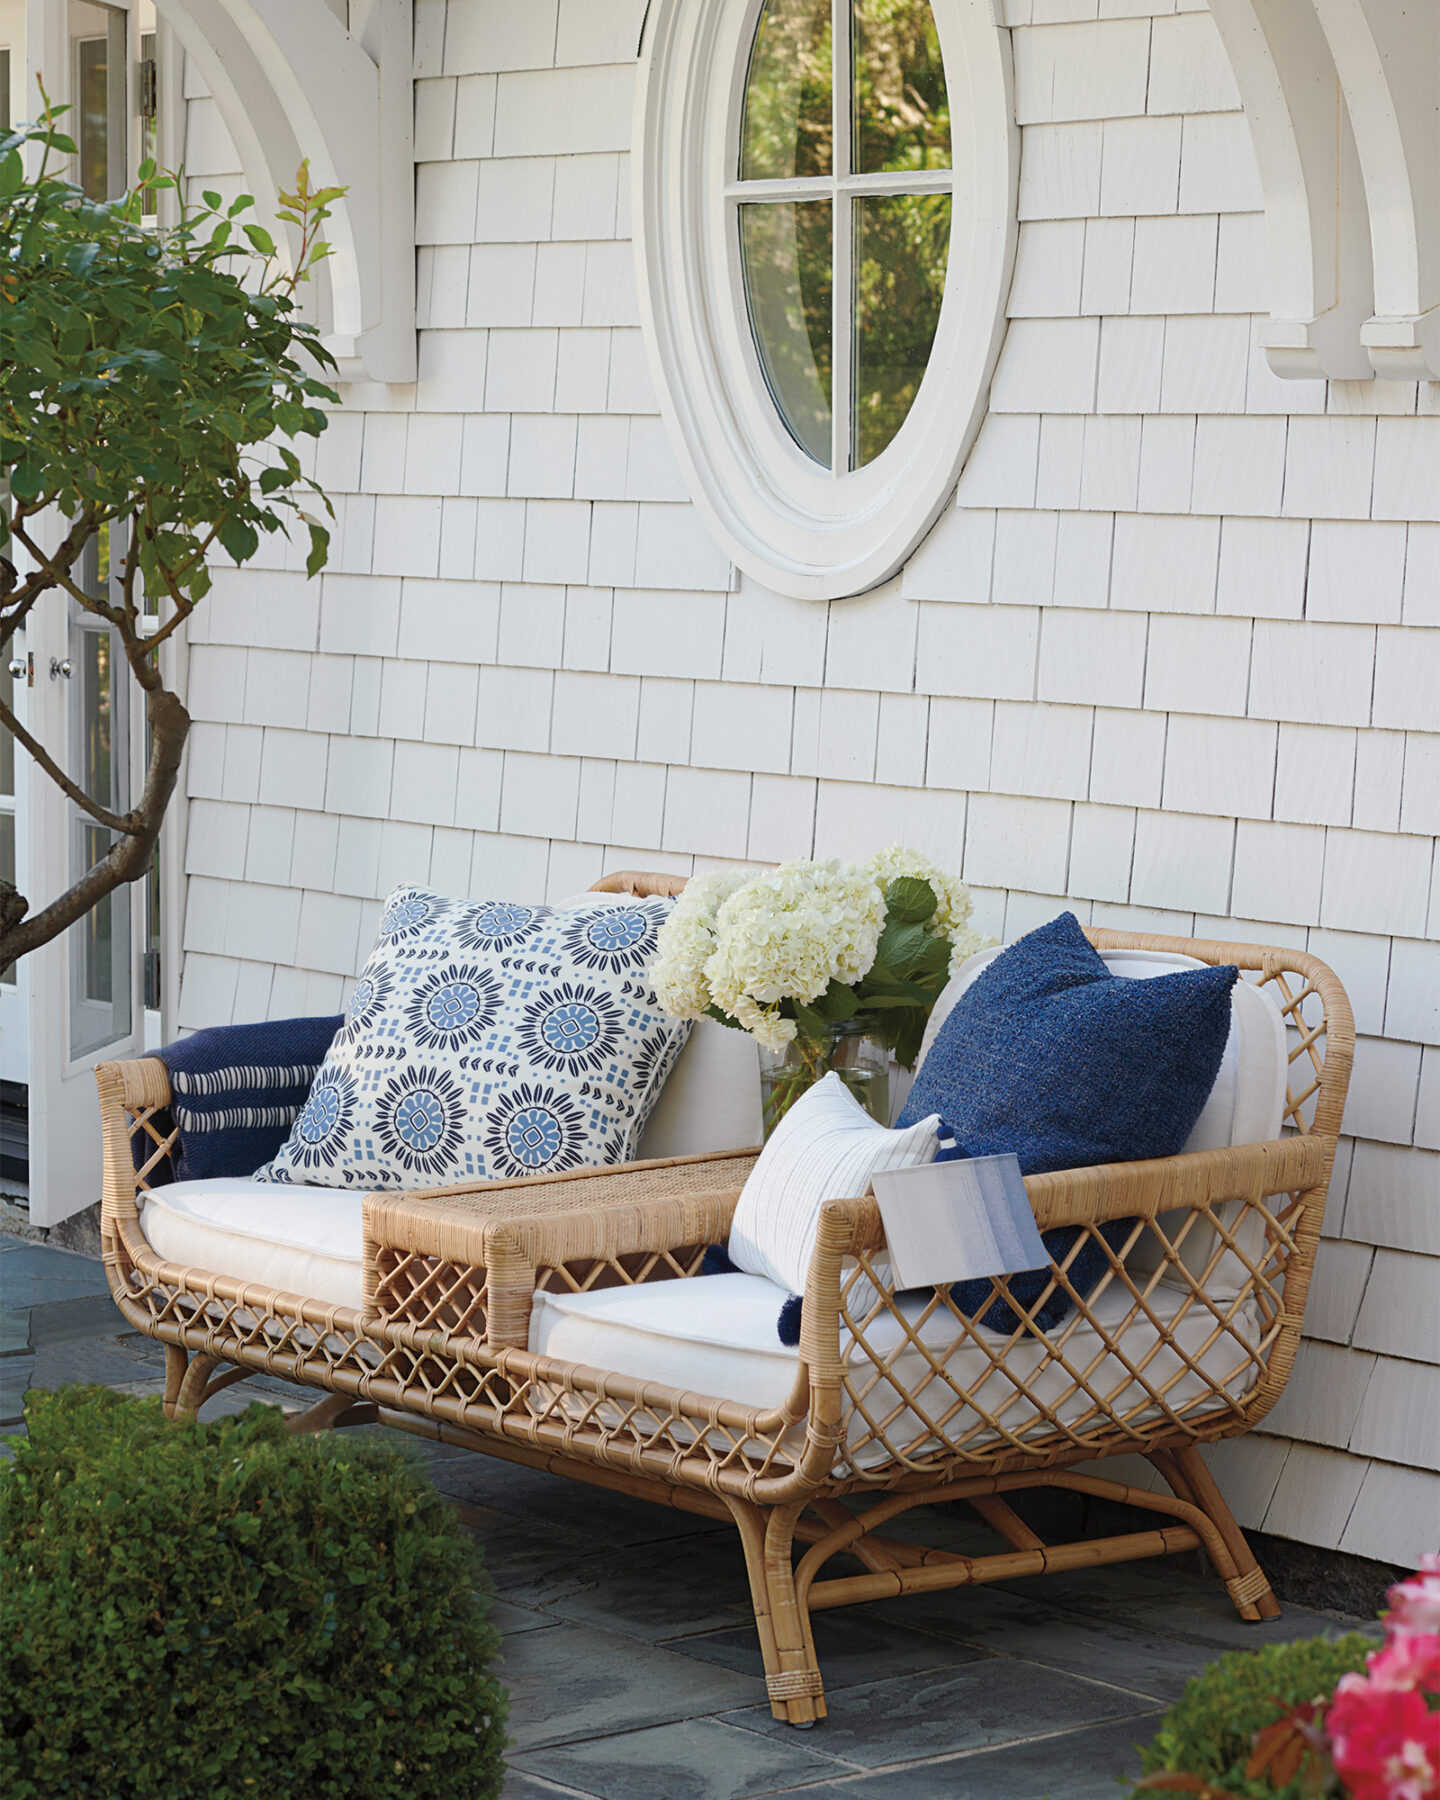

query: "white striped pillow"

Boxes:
[728, 1073, 942, 1299]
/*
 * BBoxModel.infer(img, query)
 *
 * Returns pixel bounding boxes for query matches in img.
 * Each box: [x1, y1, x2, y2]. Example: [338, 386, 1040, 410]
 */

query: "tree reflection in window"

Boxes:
[736, 0, 952, 471]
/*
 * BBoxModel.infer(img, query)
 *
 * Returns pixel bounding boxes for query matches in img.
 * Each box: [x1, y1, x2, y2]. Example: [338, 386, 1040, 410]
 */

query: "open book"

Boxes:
[870, 1153, 1047, 1290]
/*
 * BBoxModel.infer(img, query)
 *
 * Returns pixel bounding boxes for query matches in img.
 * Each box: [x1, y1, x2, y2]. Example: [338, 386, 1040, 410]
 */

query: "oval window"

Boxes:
[635, 0, 1017, 600]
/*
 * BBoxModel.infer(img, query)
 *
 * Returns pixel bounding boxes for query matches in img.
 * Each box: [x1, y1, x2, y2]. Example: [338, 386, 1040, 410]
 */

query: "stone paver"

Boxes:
[4, 1232, 1376, 1799]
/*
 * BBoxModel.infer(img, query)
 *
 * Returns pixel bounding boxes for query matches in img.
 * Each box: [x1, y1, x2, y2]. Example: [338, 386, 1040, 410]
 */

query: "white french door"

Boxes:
[6, 0, 167, 1225]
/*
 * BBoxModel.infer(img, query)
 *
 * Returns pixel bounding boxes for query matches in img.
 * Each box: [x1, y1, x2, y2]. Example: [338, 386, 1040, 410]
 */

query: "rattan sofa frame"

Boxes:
[94, 872, 1353, 1726]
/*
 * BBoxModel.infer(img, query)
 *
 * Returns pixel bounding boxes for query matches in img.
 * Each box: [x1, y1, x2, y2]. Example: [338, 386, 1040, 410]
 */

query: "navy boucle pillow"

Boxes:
[897, 912, 1238, 1332]
[134, 1015, 345, 1186]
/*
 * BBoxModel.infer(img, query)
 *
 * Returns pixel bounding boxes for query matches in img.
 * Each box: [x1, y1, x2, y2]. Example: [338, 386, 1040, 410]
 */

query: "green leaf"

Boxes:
[0, 148, 22, 196]
[812, 980, 858, 1024]
[885, 876, 938, 926]
[201, 189, 222, 211]
[791, 1001, 827, 1042]
[8, 461, 43, 501]
[875, 919, 931, 978]
[304, 522, 330, 578]
[242, 222, 276, 256]
[217, 516, 259, 564]
[258, 464, 291, 494]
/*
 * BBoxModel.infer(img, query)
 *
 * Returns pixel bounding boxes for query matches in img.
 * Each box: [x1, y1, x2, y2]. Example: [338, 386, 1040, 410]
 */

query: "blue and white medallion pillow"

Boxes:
[256, 887, 690, 1190]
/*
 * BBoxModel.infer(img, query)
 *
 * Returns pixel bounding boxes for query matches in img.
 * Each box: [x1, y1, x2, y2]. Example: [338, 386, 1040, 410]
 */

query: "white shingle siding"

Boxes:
[172, 20, 1439, 1566]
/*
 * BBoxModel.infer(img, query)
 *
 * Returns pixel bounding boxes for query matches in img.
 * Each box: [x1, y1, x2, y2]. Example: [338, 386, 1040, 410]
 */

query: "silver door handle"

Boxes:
[6, 659, 24, 679]
[50, 657, 72, 680]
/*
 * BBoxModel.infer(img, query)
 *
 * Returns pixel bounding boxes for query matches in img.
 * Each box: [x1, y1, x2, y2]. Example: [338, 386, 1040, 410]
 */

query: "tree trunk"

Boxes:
[0, 685, 190, 975]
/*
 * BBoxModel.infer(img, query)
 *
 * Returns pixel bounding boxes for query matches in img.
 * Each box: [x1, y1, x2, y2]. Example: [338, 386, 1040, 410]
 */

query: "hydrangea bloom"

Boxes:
[649, 867, 750, 1020]
[703, 860, 886, 1050]
[647, 850, 986, 1054]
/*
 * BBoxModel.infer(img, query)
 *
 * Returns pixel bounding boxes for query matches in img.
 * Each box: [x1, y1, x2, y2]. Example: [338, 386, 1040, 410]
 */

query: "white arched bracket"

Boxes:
[1311, 0, 1440, 380]
[154, 0, 415, 385]
[1207, 0, 1374, 380]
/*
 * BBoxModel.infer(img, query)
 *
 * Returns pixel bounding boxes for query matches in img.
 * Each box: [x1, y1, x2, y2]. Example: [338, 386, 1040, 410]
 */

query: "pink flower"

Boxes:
[1389, 1560, 1440, 1641]
[1369, 1634, 1440, 1697]
[1327, 1680, 1439, 1800]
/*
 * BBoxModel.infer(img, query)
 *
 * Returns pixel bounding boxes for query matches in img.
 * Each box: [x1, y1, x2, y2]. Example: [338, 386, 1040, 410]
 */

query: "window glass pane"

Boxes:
[740, 0, 833, 181]
[740, 201, 834, 467]
[853, 192, 950, 466]
[853, 0, 950, 175]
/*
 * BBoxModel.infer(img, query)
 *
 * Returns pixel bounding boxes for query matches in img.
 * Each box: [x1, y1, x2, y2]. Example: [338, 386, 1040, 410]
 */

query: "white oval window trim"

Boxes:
[634, 0, 1019, 603]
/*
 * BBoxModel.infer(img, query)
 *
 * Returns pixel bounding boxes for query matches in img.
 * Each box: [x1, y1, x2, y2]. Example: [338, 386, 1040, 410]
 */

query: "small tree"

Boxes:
[0, 99, 341, 973]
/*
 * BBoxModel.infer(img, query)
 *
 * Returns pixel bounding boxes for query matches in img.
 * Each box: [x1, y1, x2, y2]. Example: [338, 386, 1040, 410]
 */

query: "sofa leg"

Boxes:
[1156, 1446, 1282, 1622]
[727, 1498, 828, 1726]
[164, 1347, 221, 1422]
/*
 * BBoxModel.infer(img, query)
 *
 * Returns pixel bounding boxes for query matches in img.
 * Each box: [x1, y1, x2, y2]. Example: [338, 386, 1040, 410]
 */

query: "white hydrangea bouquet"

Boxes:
[649, 848, 993, 1131]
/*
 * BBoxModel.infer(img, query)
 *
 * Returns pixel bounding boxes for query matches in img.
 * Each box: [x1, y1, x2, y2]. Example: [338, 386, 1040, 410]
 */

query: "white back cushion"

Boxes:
[637, 1017, 763, 1158]
[918, 943, 1288, 1297]
[728, 1072, 941, 1296]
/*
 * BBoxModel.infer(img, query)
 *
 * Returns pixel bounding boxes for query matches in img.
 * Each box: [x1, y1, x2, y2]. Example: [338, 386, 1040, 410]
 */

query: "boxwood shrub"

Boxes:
[2, 1385, 507, 1800]
[1130, 1632, 1374, 1797]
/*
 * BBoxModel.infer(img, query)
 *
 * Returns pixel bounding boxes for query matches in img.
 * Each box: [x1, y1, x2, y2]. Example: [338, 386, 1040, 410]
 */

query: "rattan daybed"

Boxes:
[95, 873, 1353, 1726]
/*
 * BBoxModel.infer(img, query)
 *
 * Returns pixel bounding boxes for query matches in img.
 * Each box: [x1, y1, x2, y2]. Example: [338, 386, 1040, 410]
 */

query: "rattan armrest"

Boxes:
[95, 1057, 176, 1228]
[796, 1132, 1334, 1369]
[364, 1149, 758, 1348]
[96, 1055, 173, 1117]
[813, 1134, 1333, 1269]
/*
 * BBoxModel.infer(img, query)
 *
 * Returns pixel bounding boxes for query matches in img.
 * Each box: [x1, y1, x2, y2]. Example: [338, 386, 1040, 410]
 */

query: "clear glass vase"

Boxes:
[757, 1021, 890, 1139]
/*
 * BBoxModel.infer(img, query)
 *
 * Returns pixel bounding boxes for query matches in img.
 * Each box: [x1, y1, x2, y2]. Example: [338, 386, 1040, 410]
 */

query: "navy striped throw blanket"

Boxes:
[137, 1016, 343, 1185]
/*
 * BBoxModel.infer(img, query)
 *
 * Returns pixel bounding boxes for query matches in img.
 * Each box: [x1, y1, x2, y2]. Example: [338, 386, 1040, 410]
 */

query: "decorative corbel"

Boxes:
[1310, 0, 1440, 381]
[1207, 0, 1375, 381]
[153, 0, 415, 385]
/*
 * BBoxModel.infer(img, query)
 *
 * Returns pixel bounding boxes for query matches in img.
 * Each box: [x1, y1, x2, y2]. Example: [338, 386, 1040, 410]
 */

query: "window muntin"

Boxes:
[736, 0, 952, 472]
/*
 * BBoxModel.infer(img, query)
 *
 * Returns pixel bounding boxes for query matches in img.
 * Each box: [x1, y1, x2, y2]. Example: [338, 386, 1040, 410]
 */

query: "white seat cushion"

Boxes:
[529, 1270, 1262, 1473]
[138, 1177, 366, 1311]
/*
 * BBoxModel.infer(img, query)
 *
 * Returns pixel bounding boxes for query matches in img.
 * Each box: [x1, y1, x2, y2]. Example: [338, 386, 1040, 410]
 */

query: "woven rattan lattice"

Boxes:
[94, 872, 1352, 1725]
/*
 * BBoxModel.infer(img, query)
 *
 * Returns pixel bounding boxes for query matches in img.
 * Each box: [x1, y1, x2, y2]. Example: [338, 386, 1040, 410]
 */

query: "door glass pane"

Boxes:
[852, 192, 950, 466]
[69, 540, 132, 1058]
[0, 815, 14, 987]
[740, 201, 834, 467]
[0, 655, 14, 799]
[740, 0, 833, 181]
[853, 0, 951, 175]
[71, 2, 127, 202]
[1, 657, 14, 986]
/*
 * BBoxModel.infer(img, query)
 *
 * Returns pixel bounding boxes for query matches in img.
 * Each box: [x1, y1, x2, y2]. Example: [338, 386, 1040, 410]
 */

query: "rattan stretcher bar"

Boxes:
[94, 878, 1352, 1726]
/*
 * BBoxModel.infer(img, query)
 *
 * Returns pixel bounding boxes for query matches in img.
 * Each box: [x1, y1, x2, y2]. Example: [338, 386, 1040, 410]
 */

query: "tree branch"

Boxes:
[0, 688, 133, 834]
[0, 685, 190, 973]
[10, 513, 123, 627]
